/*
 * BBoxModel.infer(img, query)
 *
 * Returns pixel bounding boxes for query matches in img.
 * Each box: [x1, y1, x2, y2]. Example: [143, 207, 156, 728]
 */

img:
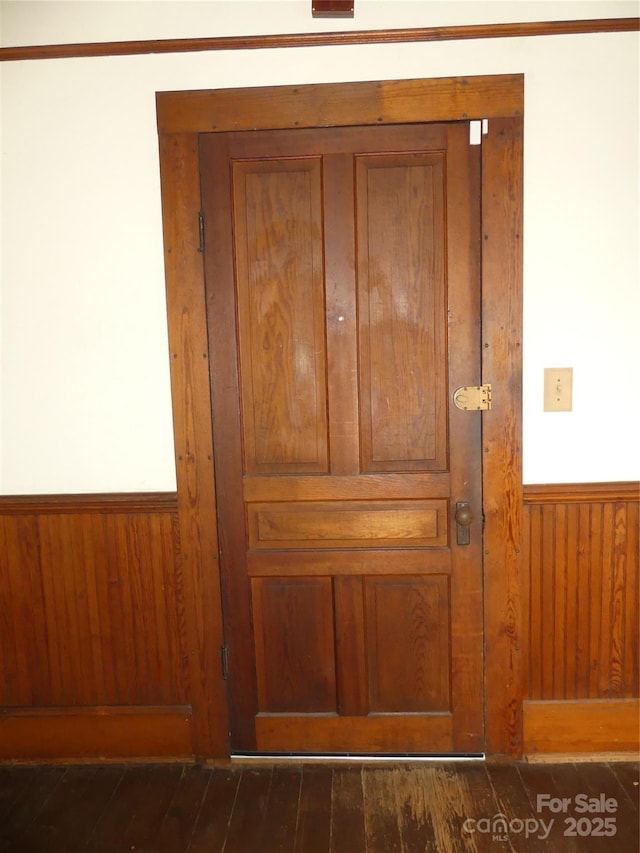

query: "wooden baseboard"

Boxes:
[523, 699, 640, 755]
[0, 706, 193, 761]
[526, 752, 639, 763]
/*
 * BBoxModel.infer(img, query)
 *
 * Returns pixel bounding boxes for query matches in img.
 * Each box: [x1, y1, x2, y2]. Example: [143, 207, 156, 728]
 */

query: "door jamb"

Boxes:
[156, 74, 524, 759]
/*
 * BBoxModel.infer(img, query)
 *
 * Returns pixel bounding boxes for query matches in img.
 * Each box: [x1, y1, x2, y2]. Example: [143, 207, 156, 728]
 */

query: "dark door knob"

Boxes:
[455, 501, 473, 545]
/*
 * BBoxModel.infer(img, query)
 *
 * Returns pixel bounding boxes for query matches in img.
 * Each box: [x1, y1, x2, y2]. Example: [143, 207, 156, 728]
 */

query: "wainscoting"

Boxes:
[1, 483, 638, 760]
[522, 482, 639, 754]
[0, 493, 192, 760]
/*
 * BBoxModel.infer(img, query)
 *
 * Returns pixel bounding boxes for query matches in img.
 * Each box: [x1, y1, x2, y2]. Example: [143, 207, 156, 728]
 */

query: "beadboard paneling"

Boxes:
[0, 494, 188, 708]
[524, 482, 639, 702]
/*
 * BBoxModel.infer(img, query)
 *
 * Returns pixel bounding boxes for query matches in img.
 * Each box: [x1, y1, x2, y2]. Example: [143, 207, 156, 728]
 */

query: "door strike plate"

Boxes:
[453, 384, 492, 411]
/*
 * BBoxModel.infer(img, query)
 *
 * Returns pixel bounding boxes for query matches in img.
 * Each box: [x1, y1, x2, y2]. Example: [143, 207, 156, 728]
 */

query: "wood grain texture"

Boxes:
[334, 577, 368, 716]
[1, 761, 637, 852]
[365, 576, 451, 713]
[232, 157, 328, 474]
[524, 481, 639, 504]
[524, 483, 639, 702]
[158, 75, 524, 757]
[158, 75, 524, 135]
[356, 152, 446, 472]
[0, 495, 187, 708]
[523, 699, 640, 754]
[158, 133, 230, 757]
[0, 492, 179, 514]
[255, 714, 453, 754]
[247, 549, 450, 577]
[481, 116, 524, 757]
[243, 472, 451, 501]
[3, 19, 637, 62]
[252, 577, 336, 713]
[199, 132, 259, 751]
[443, 121, 484, 757]
[247, 501, 447, 549]
[323, 153, 359, 477]
[0, 707, 192, 761]
[201, 121, 483, 755]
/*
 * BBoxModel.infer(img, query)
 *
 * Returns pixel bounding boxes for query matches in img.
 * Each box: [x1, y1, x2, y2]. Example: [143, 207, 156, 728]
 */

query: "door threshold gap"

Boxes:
[231, 752, 486, 764]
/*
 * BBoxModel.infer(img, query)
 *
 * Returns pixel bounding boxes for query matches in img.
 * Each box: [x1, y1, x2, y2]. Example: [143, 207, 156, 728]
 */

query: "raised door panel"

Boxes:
[252, 577, 336, 713]
[247, 500, 448, 549]
[232, 158, 328, 474]
[356, 153, 447, 473]
[364, 575, 451, 713]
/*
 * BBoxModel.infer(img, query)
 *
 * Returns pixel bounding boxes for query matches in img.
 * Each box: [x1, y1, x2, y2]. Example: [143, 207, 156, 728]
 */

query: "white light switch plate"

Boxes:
[544, 368, 573, 412]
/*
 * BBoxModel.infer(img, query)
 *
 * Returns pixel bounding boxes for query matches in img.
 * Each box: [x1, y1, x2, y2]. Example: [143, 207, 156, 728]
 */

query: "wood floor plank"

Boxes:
[19, 765, 122, 852]
[329, 765, 365, 853]
[609, 762, 639, 813]
[294, 765, 333, 853]
[84, 765, 154, 852]
[222, 767, 273, 853]
[454, 763, 506, 853]
[362, 766, 402, 853]
[118, 764, 184, 850]
[515, 762, 584, 852]
[548, 763, 619, 853]
[0, 766, 68, 853]
[571, 760, 637, 853]
[487, 761, 553, 853]
[153, 764, 212, 852]
[420, 763, 495, 853]
[0, 759, 635, 853]
[259, 765, 303, 853]
[187, 766, 241, 853]
[0, 766, 37, 823]
[389, 765, 439, 853]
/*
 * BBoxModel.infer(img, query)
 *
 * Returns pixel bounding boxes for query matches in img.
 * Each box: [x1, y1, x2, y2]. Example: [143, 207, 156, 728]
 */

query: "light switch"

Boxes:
[544, 368, 573, 412]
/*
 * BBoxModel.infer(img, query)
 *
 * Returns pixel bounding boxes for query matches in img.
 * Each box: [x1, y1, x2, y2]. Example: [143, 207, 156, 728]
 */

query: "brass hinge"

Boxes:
[453, 384, 492, 411]
[220, 645, 229, 680]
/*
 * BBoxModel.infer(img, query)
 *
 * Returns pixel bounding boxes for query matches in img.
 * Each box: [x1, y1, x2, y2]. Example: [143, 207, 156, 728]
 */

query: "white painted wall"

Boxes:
[1, 1, 638, 492]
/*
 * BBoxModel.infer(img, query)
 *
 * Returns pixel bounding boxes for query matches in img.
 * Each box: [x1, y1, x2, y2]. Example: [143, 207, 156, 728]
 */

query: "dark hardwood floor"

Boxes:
[0, 760, 637, 852]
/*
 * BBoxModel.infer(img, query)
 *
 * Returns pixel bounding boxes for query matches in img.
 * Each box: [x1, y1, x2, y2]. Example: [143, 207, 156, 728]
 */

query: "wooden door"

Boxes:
[200, 121, 483, 755]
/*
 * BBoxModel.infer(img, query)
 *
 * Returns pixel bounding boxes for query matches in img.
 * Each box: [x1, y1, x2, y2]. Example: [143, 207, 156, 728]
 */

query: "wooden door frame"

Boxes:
[156, 74, 524, 759]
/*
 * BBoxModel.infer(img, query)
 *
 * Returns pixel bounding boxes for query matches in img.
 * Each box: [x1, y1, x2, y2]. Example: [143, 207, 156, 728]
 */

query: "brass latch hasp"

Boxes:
[453, 384, 492, 411]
